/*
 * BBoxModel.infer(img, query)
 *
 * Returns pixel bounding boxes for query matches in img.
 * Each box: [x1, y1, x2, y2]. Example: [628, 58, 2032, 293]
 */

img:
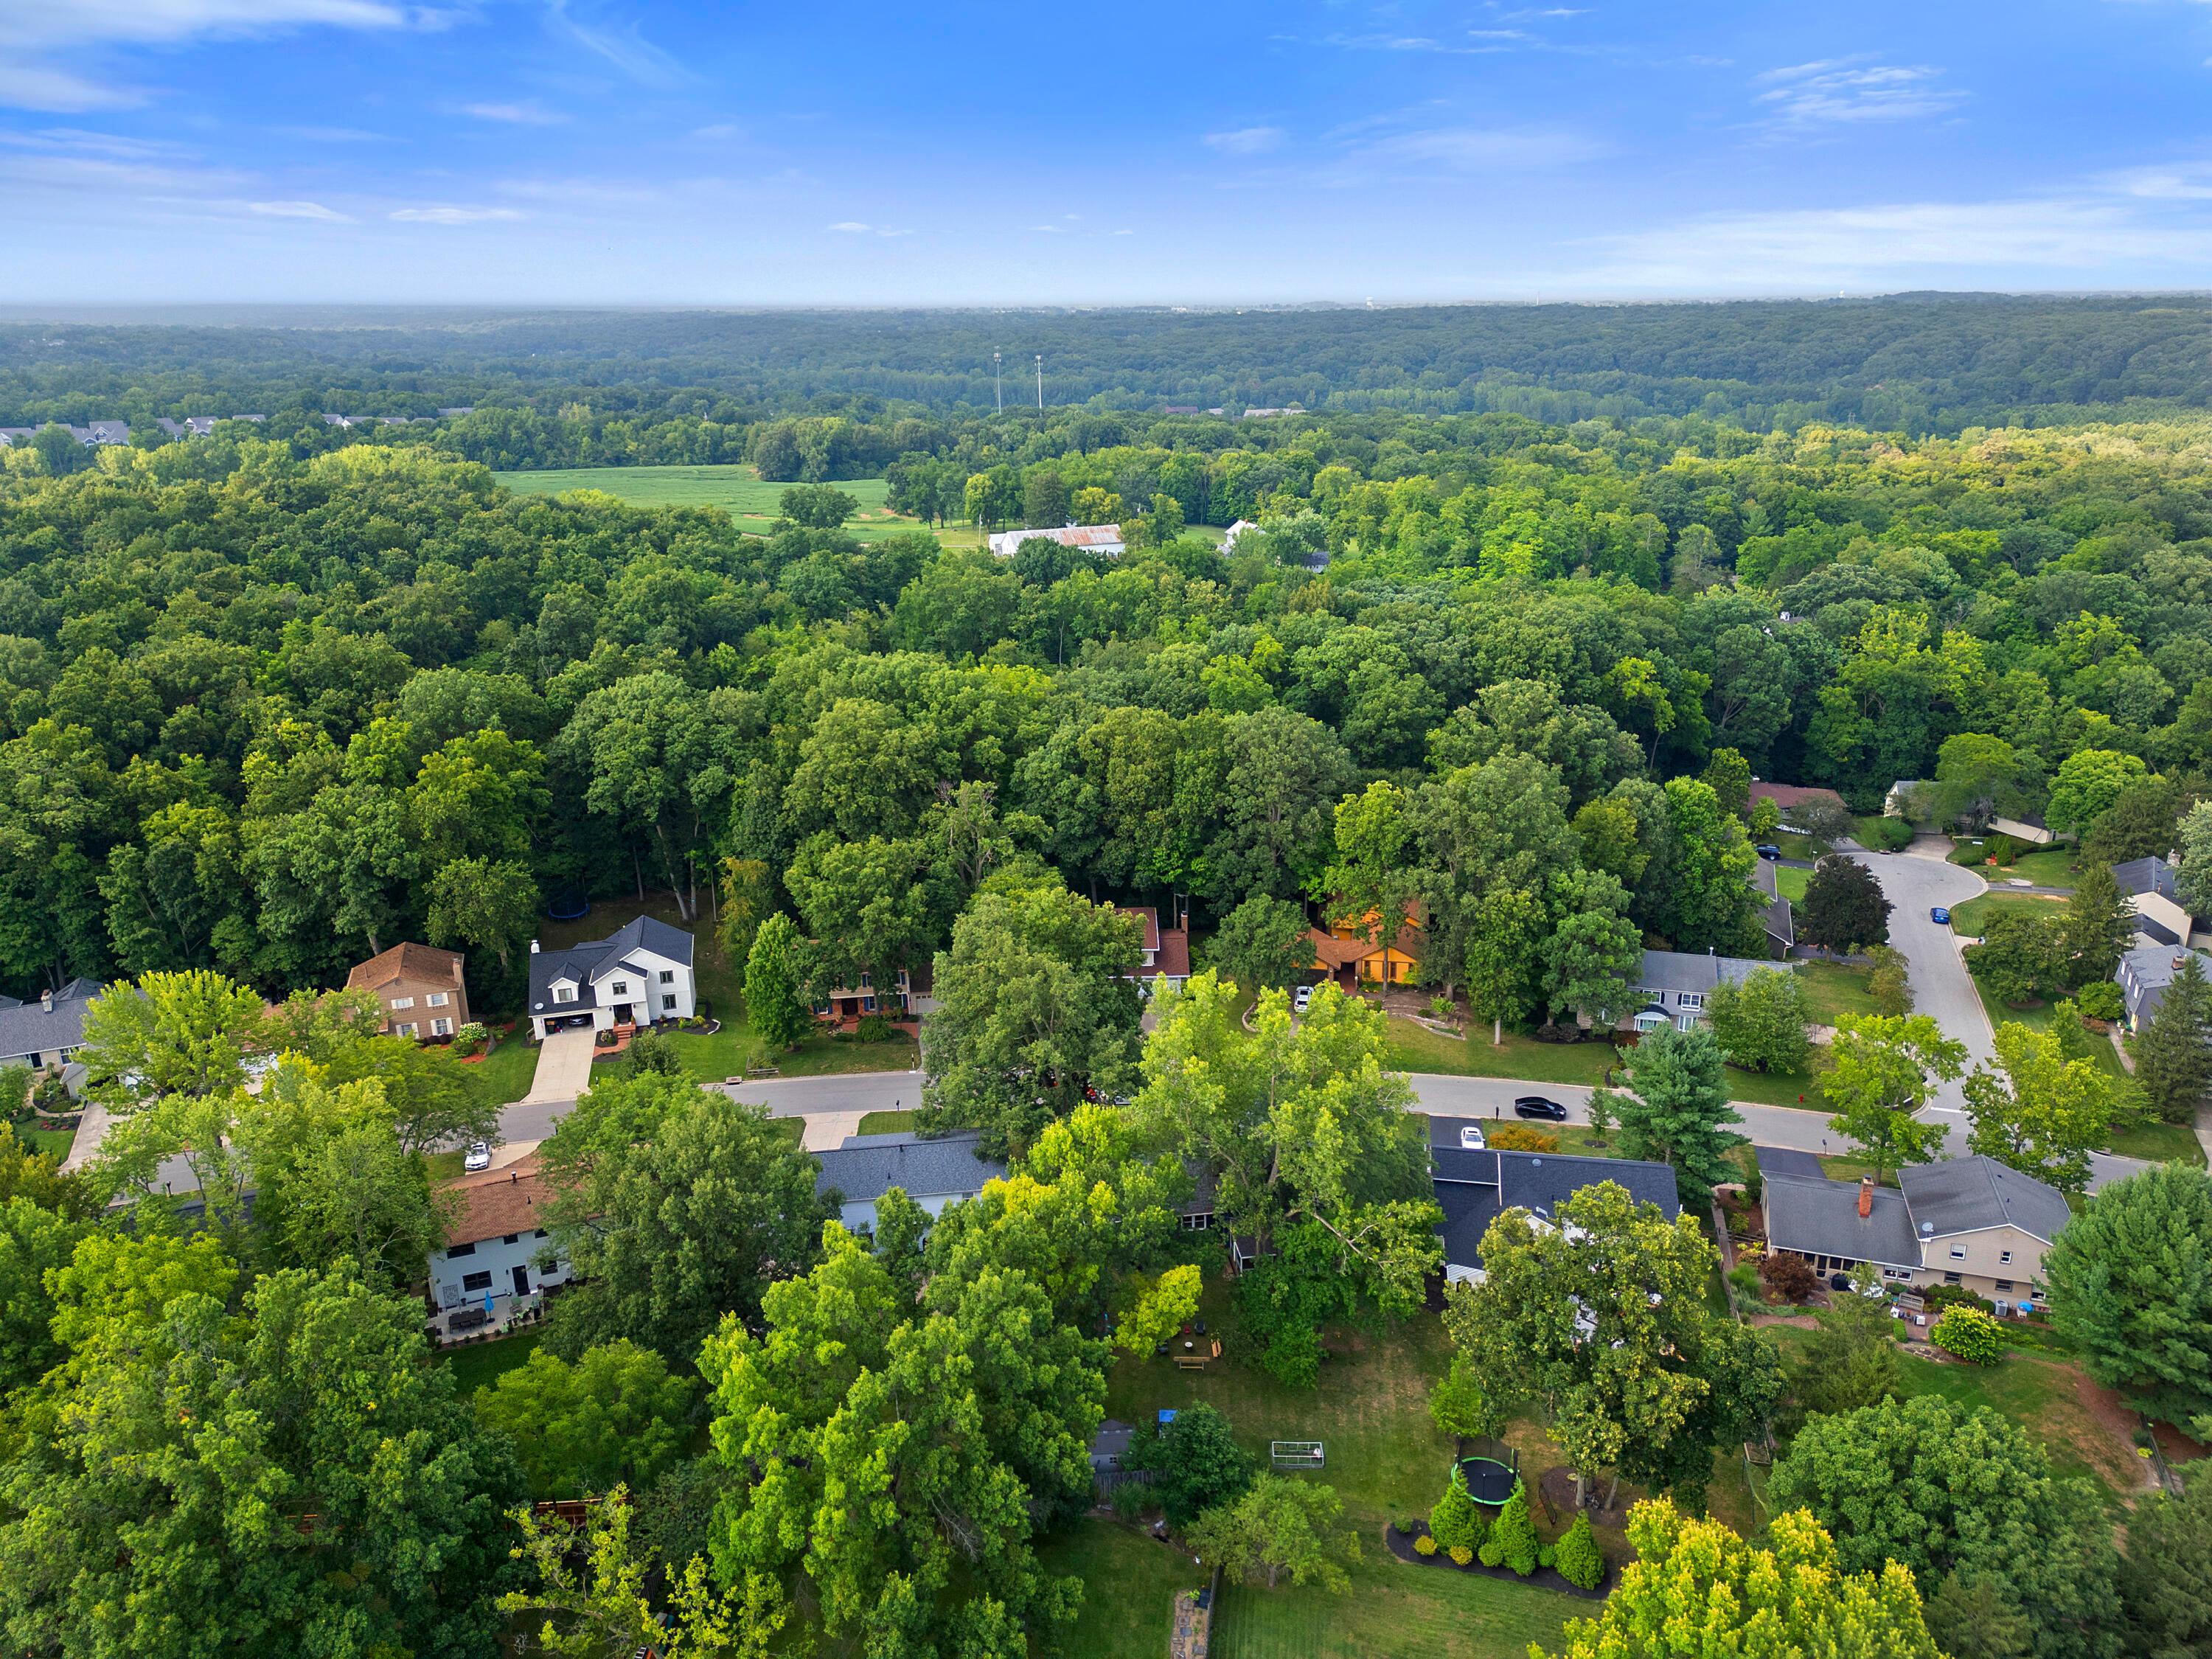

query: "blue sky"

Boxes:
[5, 1, 2212, 304]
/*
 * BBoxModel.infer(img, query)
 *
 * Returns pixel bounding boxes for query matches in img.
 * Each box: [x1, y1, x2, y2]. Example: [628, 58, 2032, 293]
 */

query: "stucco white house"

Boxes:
[524, 917, 695, 1040]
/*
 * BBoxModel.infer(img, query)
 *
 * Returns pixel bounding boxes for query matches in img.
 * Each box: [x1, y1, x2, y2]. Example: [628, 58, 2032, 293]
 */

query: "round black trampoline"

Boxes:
[546, 893, 590, 922]
[1458, 1453, 1518, 1506]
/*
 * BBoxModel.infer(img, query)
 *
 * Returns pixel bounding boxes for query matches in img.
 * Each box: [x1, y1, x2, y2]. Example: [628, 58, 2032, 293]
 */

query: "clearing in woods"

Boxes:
[497, 463, 956, 542]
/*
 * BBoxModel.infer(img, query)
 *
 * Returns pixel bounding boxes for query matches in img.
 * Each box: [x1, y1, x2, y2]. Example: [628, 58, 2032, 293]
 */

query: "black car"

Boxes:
[1513, 1096, 1569, 1121]
[1755, 843, 1782, 860]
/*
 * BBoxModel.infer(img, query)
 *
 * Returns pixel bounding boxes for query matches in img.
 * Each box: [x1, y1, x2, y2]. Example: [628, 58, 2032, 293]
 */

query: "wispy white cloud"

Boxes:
[1329, 122, 1610, 181]
[2107, 160, 2212, 199]
[828, 220, 871, 232]
[542, 0, 685, 86]
[462, 100, 565, 125]
[691, 122, 740, 140]
[0, 0, 417, 111]
[389, 202, 522, 223]
[276, 124, 384, 142]
[248, 198, 350, 219]
[1204, 125, 1285, 156]
[1591, 193, 2212, 289]
[1753, 60, 1963, 127]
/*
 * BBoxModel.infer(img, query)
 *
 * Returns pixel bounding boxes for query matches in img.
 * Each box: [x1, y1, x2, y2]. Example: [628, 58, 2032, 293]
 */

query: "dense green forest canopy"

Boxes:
[4, 392, 2211, 1008]
[10, 293, 2212, 436]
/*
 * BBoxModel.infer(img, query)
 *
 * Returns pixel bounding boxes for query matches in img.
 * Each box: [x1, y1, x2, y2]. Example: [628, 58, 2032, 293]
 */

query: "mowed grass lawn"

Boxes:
[1948, 889, 2067, 938]
[535, 894, 918, 1082]
[1966, 980, 2206, 1167]
[1384, 1019, 1615, 1086]
[1092, 1281, 1581, 1659]
[1761, 1326, 2144, 1495]
[498, 463, 942, 543]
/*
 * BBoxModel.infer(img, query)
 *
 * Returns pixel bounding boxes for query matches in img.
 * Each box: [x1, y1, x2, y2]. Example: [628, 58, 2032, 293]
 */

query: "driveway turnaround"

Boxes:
[522, 1027, 597, 1105]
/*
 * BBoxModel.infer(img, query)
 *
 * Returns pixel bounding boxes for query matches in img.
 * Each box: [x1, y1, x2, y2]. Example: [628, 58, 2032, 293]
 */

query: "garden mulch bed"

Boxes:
[1383, 1526, 1609, 1601]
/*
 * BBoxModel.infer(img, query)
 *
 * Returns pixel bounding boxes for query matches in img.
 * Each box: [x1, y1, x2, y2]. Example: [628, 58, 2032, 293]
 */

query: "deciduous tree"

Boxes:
[1540, 1502, 1942, 1659]
[473, 1339, 696, 1499]
[1705, 964, 1812, 1074]
[1801, 855, 1893, 952]
[1962, 1021, 2117, 1193]
[1187, 1476, 1359, 1593]
[1823, 1014, 1966, 1181]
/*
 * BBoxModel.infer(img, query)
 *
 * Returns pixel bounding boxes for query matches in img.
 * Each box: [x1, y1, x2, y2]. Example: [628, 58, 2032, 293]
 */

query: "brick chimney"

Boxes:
[1857, 1175, 1874, 1219]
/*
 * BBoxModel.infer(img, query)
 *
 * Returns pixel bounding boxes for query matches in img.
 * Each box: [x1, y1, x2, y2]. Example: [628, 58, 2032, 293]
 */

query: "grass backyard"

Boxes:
[459, 1034, 538, 1111]
[1773, 864, 1809, 903]
[1384, 1019, 1615, 1085]
[1794, 961, 1879, 1028]
[434, 1329, 541, 1397]
[534, 894, 919, 1082]
[1097, 1284, 1581, 1659]
[1760, 1325, 2144, 1494]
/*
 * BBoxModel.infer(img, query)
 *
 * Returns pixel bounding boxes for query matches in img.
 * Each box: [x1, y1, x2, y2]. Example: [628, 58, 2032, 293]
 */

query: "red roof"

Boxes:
[347, 941, 464, 992]
[1117, 905, 1191, 978]
[1749, 782, 1846, 812]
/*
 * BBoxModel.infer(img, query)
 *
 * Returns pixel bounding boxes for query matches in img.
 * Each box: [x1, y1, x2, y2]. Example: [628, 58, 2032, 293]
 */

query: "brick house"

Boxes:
[346, 942, 470, 1040]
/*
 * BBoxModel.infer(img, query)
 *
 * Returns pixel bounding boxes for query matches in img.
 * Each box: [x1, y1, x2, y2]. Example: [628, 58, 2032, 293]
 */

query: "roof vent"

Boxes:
[1919, 1220, 1933, 1237]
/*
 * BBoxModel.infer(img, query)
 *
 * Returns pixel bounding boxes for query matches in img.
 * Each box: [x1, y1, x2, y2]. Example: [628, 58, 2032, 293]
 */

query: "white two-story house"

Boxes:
[525, 916, 696, 1040]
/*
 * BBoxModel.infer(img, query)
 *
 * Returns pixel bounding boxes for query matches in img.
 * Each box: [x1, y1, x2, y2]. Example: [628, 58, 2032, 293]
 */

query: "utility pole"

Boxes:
[1035, 354, 1043, 409]
[993, 352, 1003, 412]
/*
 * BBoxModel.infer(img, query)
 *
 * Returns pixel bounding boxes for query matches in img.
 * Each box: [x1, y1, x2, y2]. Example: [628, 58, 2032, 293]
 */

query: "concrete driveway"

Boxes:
[522, 1027, 597, 1105]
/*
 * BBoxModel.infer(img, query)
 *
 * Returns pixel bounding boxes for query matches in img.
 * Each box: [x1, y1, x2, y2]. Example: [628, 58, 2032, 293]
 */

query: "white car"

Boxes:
[1459, 1124, 1486, 1150]
[1293, 984, 1315, 1013]
[462, 1141, 491, 1172]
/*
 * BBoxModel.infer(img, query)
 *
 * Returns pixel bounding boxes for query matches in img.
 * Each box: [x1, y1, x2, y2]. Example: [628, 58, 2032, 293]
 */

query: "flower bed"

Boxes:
[1382, 1524, 1609, 1600]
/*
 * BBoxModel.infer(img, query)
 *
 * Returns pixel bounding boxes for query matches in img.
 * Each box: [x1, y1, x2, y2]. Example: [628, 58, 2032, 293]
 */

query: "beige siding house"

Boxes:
[1762, 1153, 2069, 1310]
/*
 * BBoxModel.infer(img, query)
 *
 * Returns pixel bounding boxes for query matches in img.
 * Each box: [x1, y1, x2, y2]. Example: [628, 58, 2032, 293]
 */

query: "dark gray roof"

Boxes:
[1091, 1419, 1135, 1466]
[1428, 1130, 1679, 1270]
[1896, 1155, 2070, 1244]
[2117, 942, 2212, 1026]
[1762, 1171, 1921, 1268]
[0, 979, 102, 1061]
[1638, 949, 1778, 996]
[1754, 1145, 1823, 1180]
[2112, 856, 2177, 905]
[527, 917, 692, 1014]
[814, 1130, 1006, 1205]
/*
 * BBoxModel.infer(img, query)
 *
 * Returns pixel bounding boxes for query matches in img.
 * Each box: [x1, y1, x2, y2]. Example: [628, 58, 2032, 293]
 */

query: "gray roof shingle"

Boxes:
[0, 978, 102, 1062]
[813, 1130, 1006, 1206]
[1429, 1130, 1680, 1270]
[1762, 1171, 1921, 1268]
[528, 917, 694, 1015]
[1638, 949, 1778, 996]
[1896, 1155, 2070, 1243]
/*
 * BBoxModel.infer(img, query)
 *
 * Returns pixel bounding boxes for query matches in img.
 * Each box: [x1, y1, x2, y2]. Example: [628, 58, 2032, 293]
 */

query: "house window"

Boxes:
[389, 996, 414, 1010]
[396, 1023, 417, 1038]
[535, 1228, 548, 1239]
[1949, 1246, 1966, 1260]
[1882, 1266, 1913, 1281]
[461, 1270, 493, 1293]
[431, 1018, 452, 1037]
[661, 995, 675, 1012]
[1677, 992, 1704, 1010]
[862, 996, 877, 1013]
[427, 992, 448, 1007]
[503, 1234, 520, 1245]
[612, 980, 628, 995]
[1998, 1250, 2012, 1265]
[659, 970, 674, 984]
[1994, 1279, 2014, 1293]
[1944, 1271, 1962, 1285]
[1181, 1213, 1213, 1231]
[445, 1242, 476, 1258]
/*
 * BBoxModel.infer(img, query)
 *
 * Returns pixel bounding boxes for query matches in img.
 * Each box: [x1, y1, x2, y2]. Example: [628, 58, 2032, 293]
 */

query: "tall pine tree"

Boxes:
[2135, 954, 2212, 1125]
[2062, 862, 2135, 988]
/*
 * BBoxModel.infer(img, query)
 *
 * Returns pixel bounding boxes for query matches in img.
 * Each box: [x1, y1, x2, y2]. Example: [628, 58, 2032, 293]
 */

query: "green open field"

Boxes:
[497, 464, 937, 543]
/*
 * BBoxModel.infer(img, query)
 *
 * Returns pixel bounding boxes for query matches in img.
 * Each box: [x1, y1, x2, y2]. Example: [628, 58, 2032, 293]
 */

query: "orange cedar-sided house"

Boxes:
[346, 942, 469, 1040]
[1304, 902, 1424, 990]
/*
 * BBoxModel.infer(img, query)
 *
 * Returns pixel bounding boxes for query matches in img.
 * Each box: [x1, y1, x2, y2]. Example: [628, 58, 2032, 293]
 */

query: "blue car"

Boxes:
[1930, 905, 1951, 925]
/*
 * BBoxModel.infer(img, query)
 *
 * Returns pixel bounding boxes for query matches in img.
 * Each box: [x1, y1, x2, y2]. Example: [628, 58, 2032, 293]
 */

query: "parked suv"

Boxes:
[1512, 1096, 1569, 1121]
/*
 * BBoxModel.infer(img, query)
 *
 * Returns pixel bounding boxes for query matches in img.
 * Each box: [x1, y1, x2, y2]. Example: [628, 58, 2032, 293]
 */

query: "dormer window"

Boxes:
[612, 981, 628, 995]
